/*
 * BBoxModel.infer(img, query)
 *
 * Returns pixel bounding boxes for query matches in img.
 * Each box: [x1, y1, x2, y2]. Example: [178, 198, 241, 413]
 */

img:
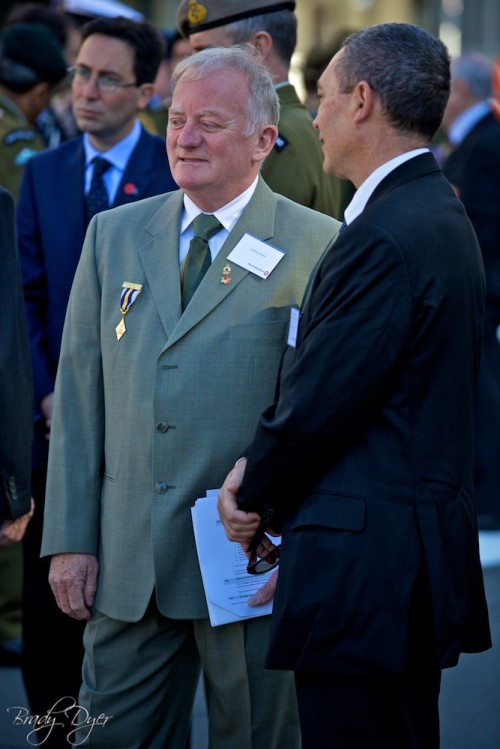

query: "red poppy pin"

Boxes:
[123, 183, 138, 196]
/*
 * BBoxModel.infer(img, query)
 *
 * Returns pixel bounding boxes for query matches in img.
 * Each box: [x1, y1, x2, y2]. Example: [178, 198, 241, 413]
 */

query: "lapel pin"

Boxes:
[220, 264, 231, 285]
[123, 183, 138, 196]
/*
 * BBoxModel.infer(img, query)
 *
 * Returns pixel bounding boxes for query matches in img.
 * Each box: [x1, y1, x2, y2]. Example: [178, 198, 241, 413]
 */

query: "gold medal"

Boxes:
[116, 317, 126, 340]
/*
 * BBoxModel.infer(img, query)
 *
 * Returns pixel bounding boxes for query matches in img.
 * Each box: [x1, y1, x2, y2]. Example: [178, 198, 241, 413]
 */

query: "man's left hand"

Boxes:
[0, 498, 35, 546]
[217, 458, 262, 545]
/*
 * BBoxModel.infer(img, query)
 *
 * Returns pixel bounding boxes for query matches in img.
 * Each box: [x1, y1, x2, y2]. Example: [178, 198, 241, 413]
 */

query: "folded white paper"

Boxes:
[191, 490, 279, 627]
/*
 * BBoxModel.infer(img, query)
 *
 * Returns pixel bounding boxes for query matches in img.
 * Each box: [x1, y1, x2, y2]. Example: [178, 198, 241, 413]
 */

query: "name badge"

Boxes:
[226, 233, 285, 279]
[287, 306, 300, 348]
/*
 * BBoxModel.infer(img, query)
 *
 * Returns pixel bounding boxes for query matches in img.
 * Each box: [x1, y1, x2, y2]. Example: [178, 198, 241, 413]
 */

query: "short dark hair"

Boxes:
[80, 16, 165, 85]
[336, 23, 451, 141]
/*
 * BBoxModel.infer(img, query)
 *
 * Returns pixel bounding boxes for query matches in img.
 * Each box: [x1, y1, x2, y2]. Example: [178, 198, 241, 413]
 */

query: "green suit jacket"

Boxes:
[41, 177, 339, 621]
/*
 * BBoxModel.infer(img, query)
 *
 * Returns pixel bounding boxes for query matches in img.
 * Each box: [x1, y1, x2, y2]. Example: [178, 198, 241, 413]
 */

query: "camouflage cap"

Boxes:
[0, 23, 68, 85]
[177, 0, 296, 38]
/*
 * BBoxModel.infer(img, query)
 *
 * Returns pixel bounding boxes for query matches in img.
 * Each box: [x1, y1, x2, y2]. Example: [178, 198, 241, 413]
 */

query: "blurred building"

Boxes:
[1, 2, 495, 63]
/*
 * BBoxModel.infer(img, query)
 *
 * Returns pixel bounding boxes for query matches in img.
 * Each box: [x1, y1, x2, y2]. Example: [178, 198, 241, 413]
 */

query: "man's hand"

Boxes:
[248, 569, 279, 607]
[217, 458, 262, 544]
[41, 392, 54, 439]
[0, 498, 35, 546]
[49, 552, 98, 620]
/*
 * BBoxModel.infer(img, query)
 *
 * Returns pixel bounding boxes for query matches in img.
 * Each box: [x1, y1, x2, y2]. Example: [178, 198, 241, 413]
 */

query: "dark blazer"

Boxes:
[238, 153, 491, 675]
[16, 126, 177, 465]
[442, 111, 500, 520]
[0, 187, 33, 518]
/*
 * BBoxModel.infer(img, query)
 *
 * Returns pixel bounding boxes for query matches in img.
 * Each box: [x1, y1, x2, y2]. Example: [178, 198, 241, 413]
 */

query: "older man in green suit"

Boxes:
[41, 45, 339, 747]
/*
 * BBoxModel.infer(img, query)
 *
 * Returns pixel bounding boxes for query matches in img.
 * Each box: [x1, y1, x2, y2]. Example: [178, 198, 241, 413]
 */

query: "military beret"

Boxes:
[177, 0, 296, 38]
[0, 23, 67, 84]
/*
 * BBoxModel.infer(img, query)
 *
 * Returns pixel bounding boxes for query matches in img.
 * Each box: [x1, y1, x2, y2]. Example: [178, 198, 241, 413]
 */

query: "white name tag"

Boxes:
[226, 233, 285, 279]
[287, 306, 300, 348]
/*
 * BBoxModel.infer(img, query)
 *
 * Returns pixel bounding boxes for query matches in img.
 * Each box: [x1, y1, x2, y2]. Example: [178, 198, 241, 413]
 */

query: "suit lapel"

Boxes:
[60, 140, 87, 258]
[113, 128, 156, 207]
[166, 178, 278, 347]
[138, 191, 184, 339]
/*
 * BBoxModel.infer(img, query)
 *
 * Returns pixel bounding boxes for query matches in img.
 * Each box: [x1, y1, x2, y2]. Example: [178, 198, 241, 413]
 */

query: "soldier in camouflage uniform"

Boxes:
[0, 21, 66, 665]
[0, 22, 67, 201]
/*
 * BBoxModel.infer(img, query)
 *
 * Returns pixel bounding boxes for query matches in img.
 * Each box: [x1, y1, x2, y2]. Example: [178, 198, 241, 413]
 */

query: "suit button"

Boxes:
[155, 482, 168, 494]
[156, 422, 169, 433]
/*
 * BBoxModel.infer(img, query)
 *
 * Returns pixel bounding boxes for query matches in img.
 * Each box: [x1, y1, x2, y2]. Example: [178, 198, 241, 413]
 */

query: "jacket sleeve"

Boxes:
[0, 187, 33, 518]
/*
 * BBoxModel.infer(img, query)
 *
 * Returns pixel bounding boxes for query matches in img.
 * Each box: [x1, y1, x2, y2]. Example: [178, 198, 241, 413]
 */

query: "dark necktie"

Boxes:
[86, 157, 111, 224]
[182, 213, 222, 310]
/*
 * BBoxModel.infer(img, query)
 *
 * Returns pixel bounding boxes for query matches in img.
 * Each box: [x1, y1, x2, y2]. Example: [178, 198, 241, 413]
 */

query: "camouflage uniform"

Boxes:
[261, 84, 354, 220]
[0, 95, 45, 202]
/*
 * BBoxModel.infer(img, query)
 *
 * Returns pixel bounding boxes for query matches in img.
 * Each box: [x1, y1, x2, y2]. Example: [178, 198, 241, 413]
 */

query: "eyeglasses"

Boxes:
[67, 66, 138, 94]
[246, 540, 281, 575]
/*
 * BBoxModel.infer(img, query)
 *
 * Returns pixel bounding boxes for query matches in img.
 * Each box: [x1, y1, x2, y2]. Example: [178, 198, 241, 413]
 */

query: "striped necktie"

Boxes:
[86, 157, 111, 224]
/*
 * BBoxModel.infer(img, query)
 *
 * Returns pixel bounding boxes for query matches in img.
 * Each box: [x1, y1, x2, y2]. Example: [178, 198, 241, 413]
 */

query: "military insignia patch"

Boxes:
[14, 147, 37, 166]
[187, 1, 207, 25]
[4, 129, 36, 145]
[274, 135, 288, 152]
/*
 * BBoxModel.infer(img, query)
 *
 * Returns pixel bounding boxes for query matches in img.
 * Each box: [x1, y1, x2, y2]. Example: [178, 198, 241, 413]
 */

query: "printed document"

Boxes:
[191, 490, 279, 627]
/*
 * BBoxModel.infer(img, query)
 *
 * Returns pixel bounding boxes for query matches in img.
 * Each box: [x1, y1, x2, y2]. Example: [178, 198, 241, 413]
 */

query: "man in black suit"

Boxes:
[441, 52, 500, 530]
[0, 186, 34, 660]
[219, 23, 492, 749]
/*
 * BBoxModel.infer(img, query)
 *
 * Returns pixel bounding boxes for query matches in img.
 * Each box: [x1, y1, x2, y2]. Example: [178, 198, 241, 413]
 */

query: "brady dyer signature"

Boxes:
[7, 697, 113, 746]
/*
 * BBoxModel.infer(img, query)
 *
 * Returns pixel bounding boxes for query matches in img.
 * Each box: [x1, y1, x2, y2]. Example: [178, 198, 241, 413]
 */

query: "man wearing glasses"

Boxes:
[16, 16, 176, 740]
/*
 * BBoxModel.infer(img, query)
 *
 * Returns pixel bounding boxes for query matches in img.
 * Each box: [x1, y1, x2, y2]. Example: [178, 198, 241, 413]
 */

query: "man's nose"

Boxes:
[177, 121, 201, 146]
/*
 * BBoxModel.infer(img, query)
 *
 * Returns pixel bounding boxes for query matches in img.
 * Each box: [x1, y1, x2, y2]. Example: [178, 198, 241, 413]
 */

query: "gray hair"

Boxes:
[222, 10, 297, 68]
[335, 23, 451, 142]
[451, 53, 493, 100]
[171, 44, 280, 136]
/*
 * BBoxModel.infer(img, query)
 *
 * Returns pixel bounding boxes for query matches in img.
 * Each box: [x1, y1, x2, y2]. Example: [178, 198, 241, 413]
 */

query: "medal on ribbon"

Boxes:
[116, 282, 143, 340]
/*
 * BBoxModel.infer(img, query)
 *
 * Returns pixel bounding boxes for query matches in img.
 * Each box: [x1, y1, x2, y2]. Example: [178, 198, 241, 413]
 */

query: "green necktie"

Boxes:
[182, 213, 222, 310]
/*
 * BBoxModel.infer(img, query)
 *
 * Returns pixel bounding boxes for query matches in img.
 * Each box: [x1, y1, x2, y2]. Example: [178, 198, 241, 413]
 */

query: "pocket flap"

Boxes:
[291, 492, 366, 532]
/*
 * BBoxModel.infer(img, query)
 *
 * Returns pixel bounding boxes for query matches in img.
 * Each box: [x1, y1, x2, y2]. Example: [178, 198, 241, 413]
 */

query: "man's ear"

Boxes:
[136, 82, 156, 110]
[253, 124, 279, 164]
[352, 80, 376, 125]
[250, 31, 273, 61]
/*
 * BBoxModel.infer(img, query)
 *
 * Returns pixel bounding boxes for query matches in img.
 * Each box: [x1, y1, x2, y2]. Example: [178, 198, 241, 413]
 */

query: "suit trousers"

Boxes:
[76, 599, 299, 748]
[294, 668, 442, 749]
[22, 463, 86, 748]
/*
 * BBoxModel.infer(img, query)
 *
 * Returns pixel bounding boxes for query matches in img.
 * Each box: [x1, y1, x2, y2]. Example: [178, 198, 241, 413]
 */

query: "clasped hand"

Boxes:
[217, 458, 279, 606]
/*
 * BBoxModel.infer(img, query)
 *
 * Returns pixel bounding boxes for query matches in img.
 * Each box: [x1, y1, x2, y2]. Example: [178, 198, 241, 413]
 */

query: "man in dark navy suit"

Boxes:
[0, 186, 34, 548]
[219, 23, 491, 749]
[16, 16, 176, 741]
[441, 53, 500, 531]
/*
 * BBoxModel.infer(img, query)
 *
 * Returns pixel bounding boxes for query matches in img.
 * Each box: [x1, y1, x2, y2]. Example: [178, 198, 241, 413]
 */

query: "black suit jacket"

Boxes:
[0, 187, 33, 518]
[238, 153, 491, 675]
[442, 111, 500, 517]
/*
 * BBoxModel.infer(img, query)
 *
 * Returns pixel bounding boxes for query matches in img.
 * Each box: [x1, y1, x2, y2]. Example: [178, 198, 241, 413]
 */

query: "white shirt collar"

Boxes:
[83, 119, 142, 170]
[181, 176, 259, 234]
[344, 148, 429, 225]
[448, 100, 492, 146]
